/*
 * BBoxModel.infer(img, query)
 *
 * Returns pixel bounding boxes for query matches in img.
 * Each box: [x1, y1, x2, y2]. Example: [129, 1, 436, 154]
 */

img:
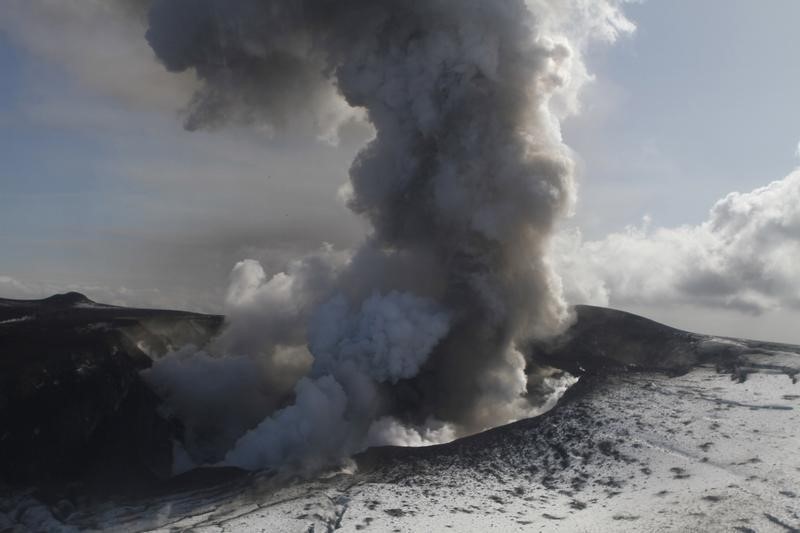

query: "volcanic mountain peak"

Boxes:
[41, 291, 95, 307]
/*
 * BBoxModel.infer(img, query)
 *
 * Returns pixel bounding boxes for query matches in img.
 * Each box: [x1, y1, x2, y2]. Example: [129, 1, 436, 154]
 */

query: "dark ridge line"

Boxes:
[0, 291, 223, 321]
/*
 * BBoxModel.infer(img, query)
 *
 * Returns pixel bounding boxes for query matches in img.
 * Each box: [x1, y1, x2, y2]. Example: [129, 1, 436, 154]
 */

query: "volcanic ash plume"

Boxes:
[144, 0, 632, 470]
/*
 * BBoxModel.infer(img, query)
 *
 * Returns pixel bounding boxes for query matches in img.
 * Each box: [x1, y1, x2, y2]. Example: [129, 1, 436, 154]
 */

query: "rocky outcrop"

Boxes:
[529, 305, 752, 376]
[0, 293, 223, 491]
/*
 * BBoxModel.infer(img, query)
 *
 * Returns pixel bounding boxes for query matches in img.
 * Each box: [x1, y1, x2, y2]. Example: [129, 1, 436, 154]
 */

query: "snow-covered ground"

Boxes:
[49, 339, 799, 533]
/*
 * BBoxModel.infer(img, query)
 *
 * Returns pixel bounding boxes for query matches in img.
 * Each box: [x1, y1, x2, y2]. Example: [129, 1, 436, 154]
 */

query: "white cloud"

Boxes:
[0, 276, 35, 299]
[556, 169, 800, 315]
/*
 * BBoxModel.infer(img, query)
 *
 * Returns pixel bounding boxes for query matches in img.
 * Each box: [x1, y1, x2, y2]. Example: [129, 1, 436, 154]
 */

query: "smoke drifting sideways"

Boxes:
[141, 0, 633, 473]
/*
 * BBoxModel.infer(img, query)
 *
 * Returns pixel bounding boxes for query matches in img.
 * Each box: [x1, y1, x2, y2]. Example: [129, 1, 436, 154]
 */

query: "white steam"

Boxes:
[215, 246, 347, 358]
[366, 417, 457, 448]
[225, 290, 450, 470]
[135, 0, 634, 472]
[309, 292, 450, 383]
[142, 347, 273, 463]
[19, 0, 633, 473]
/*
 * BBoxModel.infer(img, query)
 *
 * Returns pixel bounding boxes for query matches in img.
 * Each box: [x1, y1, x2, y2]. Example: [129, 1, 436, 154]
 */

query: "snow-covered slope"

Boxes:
[37, 309, 798, 533]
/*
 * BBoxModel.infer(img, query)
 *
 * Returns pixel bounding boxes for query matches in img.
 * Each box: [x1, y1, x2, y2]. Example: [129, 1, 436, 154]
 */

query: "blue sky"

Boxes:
[1, 0, 799, 341]
[565, 0, 800, 236]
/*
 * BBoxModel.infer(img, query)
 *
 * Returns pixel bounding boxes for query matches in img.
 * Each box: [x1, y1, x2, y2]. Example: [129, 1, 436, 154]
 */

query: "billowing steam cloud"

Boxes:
[557, 169, 800, 315]
[140, 0, 633, 471]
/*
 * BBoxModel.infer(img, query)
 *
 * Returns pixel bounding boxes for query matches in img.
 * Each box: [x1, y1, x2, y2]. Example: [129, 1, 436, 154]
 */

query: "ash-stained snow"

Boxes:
[0, 315, 34, 325]
[42, 341, 799, 533]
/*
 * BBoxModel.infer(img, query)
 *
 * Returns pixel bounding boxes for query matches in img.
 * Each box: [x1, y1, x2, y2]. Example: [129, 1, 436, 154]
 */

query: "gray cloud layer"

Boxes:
[0, 0, 196, 111]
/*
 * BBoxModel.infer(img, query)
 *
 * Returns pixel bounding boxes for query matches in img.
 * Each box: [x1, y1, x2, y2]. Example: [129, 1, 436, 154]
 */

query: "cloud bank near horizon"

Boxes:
[557, 168, 800, 317]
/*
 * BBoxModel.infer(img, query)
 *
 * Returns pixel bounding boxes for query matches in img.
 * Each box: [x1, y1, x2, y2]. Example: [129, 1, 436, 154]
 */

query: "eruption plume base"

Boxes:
[140, 0, 633, 472]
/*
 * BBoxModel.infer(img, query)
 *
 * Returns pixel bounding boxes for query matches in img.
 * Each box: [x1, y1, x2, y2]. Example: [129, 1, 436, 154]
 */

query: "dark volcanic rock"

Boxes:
[527, 306, 800, 386]
[0, 293, 223, 490]
[529, 305, 745, 376]
[1, 302, 796, 532]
